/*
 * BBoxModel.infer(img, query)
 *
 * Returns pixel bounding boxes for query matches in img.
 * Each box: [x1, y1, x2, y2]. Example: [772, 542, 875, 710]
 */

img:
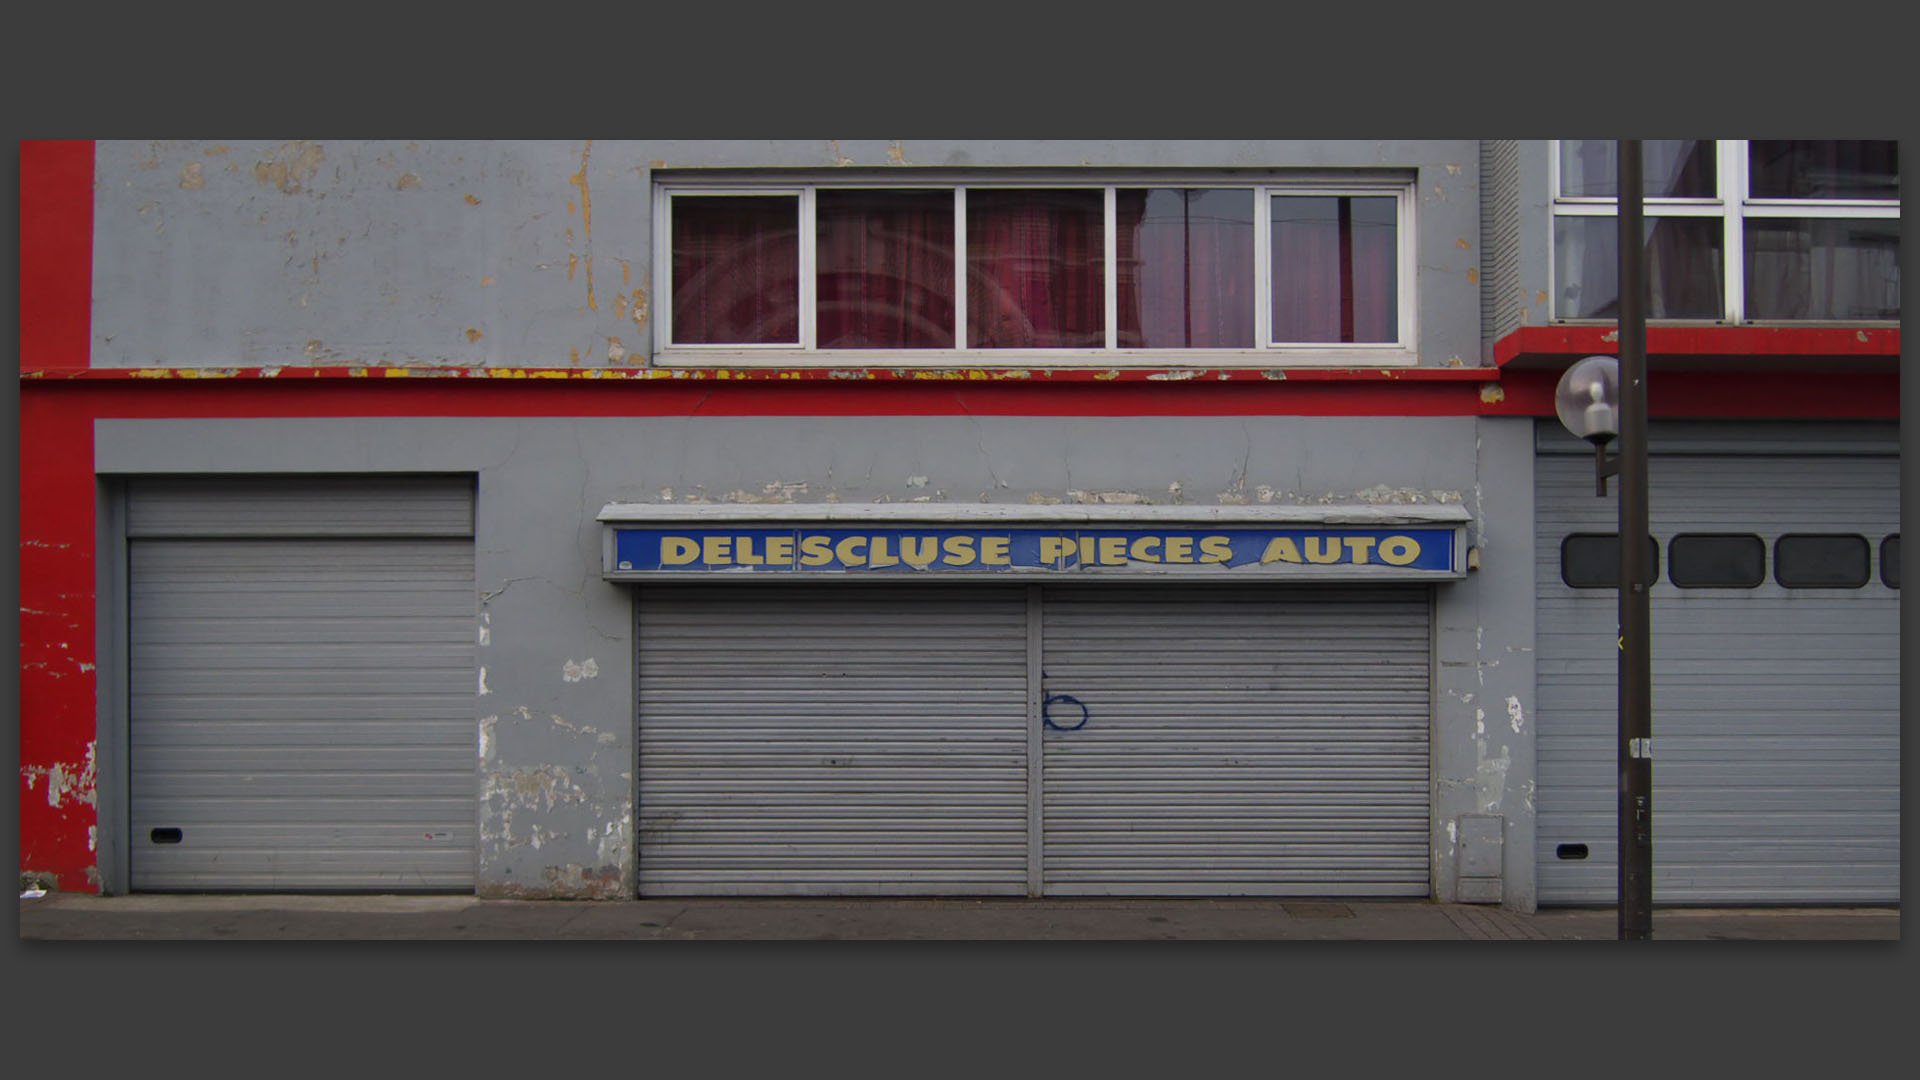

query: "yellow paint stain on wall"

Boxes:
[1467, 268, 1480, 284]
[383, 367, 411, 377]
[480, 276, 495, 287]
[396, 173, 423, 191]
[570, 347, 580, 365]
[466, 329, 484, 343]
[570, 140, 597, 312]
[465, 193, 481, 206]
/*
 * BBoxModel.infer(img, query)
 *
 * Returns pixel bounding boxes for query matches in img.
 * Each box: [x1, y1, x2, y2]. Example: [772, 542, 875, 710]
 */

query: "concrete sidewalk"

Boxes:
[17, 892, 1900, 941]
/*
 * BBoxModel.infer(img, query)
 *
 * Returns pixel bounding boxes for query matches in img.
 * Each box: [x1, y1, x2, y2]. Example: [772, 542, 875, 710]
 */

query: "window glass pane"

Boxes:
[966, 189, 1105, 348]
[1748, 141, 1898, 199]
[1667, 534, 1765, 588]
[1115, 189, 1254, 348]
[816, 189, 955, 349]
[1882, 535, 1899, 589]
[1271, 195, 1397, 343]
[1554, 216, 1723, 319]
[670, 195, 799, 345]
[1774, 534, 1869, 588]
[1744, 219, 1899, 320]
[1560, 534, 1659, 588]
[1560, 140, 1717, 198]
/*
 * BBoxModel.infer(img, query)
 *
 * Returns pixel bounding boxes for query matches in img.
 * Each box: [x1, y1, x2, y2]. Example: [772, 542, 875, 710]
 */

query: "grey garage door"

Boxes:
[1535, 427, 1899, 904]
[127, 476, 478, 891]
[636, 584, 1032, 896]
[635, 582, 1432, 897]
[1039, 586, 1432, 896]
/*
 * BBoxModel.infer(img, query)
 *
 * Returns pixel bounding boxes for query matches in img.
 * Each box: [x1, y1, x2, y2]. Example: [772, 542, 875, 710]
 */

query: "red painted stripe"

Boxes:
[25, 376, 1507, 417]
[21, 364, 1498, 384]
[1494, 325, 1900, 366]
[20, 140, 95, 372]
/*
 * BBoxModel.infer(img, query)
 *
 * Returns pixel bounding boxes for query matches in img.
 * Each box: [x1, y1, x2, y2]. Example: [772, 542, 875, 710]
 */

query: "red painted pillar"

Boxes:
[19, 140, 99, 891]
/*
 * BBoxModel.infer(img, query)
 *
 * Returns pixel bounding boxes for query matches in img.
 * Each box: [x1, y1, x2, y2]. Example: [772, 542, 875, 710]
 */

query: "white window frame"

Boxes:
[653, 175, 1418, 368]
[1549, 140, 1900, 324]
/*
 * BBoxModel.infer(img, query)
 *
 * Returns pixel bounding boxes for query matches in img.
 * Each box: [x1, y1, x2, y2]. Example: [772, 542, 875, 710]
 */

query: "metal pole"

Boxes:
[1617, 140, 1654, 940]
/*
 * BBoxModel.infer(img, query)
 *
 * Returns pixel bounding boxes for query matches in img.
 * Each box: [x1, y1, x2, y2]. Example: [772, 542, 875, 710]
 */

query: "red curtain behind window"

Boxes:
[671, 195, 798, 345]
[967, 190, 1105, 348]
[816, 190, 955, 348]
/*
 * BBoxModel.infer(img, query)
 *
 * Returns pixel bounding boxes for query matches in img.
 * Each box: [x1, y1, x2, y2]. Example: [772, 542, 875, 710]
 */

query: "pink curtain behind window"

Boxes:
[967, 190, 1105, 348]
[1271, 196, 1397, 343]
[816, 190, 955, 348]
[1116, 189, 1254, 348]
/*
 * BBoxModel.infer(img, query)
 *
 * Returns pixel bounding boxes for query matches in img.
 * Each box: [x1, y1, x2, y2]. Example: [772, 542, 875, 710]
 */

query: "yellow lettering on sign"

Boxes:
[1097, 536, 1128, 565]
[1378, 535, 1421, 566]
[870, 536, 901, 567]
[835, 536, 868, 566]
[1260, 537, 1302, 564]
[1305, 536, 1342, 564]
[901, 537, 937, 566]
[1344, 536, 1376, 564]
[1039, 536, 1074, 564]
[1129, 536, 1161, 562]
[764, 536, 795, 566]
[799, 535, 834, 566]
[1077, 536, 1097, 566]
[735, 536, 765, 565]
[981, 536, 1012, 565]
[702, 536, 733, 565]
[661, 537, 701, 565]
[942, 535, 977, 565]
[1200, 536, 1233, 563]
[1165, 536, 1194, 563]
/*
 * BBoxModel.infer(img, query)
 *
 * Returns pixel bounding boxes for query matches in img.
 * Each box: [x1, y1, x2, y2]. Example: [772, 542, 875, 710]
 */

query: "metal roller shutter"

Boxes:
[128, 476, 477, 891]
[1536, 449, 1899, 904]
[1039, 585, 1432, 896]
[636, 584, 1030, 896]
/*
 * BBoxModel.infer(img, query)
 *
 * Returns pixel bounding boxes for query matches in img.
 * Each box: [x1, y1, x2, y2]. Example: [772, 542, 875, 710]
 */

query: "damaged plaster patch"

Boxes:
[478, 667, 491, 695]
[21, 742, 98, 809]
[1506, 695, 1527, 734]
[251, 141, 325, 194]
[479, 715, 497, 762]
[563, 658, 600, 683]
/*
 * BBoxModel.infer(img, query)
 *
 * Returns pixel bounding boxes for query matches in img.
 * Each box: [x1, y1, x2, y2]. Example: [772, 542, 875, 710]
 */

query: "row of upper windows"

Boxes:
[651, 143, 1899, 364]
[657, 183, 1415, 358]
[1551, 140, 1900, 323]
[1560, 533, 1899, 590]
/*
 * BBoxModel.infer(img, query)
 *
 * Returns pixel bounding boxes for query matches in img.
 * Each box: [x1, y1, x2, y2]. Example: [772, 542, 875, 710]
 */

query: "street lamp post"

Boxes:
[1616, 140, 1653, 941]
[1552, 140, 1654, 940]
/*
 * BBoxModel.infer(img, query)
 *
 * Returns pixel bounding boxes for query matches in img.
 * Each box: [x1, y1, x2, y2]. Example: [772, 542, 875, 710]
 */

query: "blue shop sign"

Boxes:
[609, 526, 1459, 577]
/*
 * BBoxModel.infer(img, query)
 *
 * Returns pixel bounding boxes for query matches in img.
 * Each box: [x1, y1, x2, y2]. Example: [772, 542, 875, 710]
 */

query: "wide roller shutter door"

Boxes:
[637, 585, 1030, 896]
[1039, 586, 1432, 896]
[1536, 449, 1899, 904]
[127, 476, 477, 891]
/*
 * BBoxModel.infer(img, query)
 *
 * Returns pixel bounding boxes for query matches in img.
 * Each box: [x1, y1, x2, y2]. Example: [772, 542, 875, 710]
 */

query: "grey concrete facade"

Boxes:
[94, 414, 1538, 907]
[78, 139, 1544, 907]
[89, 140, 1484, 372]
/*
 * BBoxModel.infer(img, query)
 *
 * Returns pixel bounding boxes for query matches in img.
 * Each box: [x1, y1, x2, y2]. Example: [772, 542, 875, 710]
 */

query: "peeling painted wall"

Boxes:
[92, 412, 1531, 904]
[89, 140, 1481, 373]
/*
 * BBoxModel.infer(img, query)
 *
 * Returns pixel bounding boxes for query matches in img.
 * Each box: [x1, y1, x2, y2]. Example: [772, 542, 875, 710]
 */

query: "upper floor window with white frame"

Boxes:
[656, 177, 1416, 364]
[1551, 140, 1899, 323]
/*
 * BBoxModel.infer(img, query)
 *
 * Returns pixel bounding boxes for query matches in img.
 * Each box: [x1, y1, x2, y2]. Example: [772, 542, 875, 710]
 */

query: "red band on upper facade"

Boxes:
[1493, 325, 1900, 367]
